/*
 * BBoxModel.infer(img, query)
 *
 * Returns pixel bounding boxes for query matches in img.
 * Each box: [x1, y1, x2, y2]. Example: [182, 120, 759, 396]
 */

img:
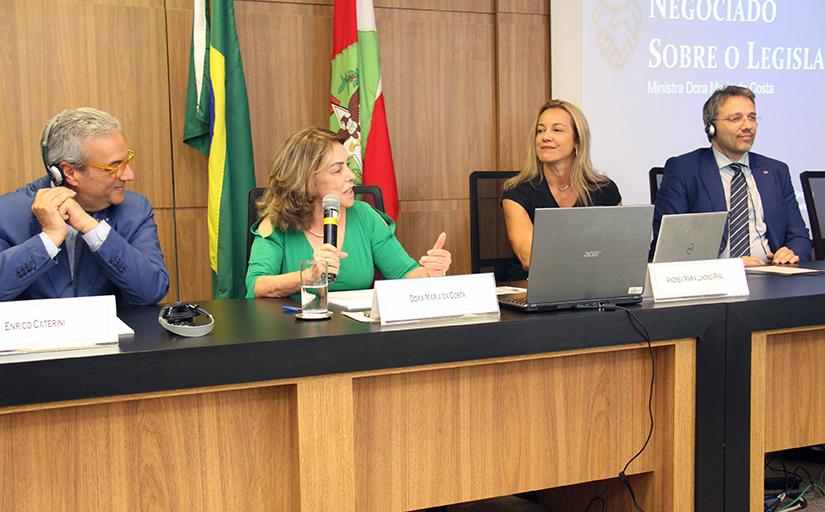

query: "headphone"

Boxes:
[158, 303, 215, 337]
[704, 121, 716, 139]
[41, 116, 64, 185]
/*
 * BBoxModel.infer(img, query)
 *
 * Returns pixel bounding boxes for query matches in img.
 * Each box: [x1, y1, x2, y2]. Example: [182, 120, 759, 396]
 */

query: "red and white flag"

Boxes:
[329, 0, 399, 219]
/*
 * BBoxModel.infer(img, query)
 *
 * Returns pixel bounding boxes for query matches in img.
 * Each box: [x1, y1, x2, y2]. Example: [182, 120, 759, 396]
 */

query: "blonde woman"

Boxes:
[246, 127, 450, 298]
[502, 100, 621, 275]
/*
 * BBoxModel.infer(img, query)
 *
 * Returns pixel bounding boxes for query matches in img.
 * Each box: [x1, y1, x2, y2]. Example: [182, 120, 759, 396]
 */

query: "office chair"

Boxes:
[649, 167, 664, 204]
[353, 184, 385, 213]
[247, 187, 265, 264]
[469, 171, 522, 282]
[246, 185, 387, 264]
[800, 171, 825, 260]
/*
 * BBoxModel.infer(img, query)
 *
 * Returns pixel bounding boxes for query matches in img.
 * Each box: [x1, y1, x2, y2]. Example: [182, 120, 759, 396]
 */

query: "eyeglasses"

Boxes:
[84, 149, 136, 179]
[715, 114, 760, 124]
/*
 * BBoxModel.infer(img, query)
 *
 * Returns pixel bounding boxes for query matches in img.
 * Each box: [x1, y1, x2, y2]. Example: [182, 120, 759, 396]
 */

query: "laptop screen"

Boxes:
[523, 205, 654, 307]
[653, 212, 727, 263]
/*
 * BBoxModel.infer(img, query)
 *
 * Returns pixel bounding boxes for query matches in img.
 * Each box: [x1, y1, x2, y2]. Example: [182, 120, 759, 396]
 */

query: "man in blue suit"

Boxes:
[653, 85, 810, 266]
[0, 108, 170, 304]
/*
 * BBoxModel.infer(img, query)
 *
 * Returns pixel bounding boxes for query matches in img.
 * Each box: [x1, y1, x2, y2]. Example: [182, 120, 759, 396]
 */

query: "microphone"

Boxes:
[322, 194, 340, 282]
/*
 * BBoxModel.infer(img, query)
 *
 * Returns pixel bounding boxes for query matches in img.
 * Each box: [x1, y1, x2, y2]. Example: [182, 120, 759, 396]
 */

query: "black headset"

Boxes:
[41, 116, 64, 185]
[158, 303, 215, 337]
[704, 120, 716, 139]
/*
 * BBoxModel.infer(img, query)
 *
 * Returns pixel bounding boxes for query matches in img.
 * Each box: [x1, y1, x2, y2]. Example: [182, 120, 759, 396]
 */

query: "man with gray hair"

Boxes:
[652, 85, 810, 265]
[0, 107, 169, 304]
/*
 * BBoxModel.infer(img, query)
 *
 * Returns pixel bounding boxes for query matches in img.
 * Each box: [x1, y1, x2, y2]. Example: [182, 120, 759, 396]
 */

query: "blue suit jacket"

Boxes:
[652, 148, 811, 261]
[0, 176, 170, 304]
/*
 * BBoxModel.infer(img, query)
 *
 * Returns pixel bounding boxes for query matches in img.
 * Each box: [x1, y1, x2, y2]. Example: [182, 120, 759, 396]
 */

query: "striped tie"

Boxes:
[72, 235, 85, 297]
[728, 163, 750, 258]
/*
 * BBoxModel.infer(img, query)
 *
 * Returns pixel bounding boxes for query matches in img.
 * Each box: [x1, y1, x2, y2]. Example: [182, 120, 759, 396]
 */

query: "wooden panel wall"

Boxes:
[1, 0, 550, 302]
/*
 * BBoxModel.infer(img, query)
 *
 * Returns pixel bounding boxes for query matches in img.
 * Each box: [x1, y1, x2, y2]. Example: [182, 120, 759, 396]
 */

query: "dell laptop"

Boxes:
[499, 205, 654, 312]
[652, 212, 727, 263]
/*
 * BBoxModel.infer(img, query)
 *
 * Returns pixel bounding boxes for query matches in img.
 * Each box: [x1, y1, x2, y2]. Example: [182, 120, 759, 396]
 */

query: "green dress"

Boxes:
[245, 200, 419, 298]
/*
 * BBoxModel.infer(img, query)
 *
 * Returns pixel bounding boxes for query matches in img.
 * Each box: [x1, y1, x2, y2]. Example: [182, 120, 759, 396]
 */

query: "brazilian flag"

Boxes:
[183, 0, 255, 299]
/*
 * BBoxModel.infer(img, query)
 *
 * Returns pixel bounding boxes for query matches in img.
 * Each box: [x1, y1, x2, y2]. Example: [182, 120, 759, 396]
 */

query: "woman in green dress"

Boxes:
[246, 127, 451, 298]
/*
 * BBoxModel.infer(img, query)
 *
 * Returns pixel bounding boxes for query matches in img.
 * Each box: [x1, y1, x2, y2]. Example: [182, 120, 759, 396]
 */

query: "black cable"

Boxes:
[764, 455, 803, 512]
[615, 305, 655, 512]
[583, 495, 606, 512]
[581, 480, 621, 512]
[765, 456, 803, 484]
[792, 465, 813, 488]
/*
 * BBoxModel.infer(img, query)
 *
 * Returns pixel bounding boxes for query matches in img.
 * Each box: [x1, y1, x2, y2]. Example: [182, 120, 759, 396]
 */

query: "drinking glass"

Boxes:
[300, 260, 328, 316]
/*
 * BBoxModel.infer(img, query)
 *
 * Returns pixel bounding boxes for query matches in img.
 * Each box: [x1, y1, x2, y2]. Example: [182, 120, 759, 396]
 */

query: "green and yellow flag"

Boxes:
[184, 0, 255, 299]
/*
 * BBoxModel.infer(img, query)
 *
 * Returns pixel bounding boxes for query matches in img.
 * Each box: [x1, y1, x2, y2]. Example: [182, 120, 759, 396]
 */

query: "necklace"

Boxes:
[306, 229, 323, 237]
[556, 184, 570, 192]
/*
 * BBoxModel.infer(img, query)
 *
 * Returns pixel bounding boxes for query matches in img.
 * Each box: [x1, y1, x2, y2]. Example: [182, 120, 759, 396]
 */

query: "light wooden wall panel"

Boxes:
[0, 0, 173, 208]
[175, 207, 212, 301]
[237, 2, 334, 187]
[498, 0, 550, 15]
[395, 199, 469, 277]
[154, 208, 180, 302]
[376, 0, 494, 11]
[166, 5, 210, 209]
[378, 8, 497, 203]
[0, 1, 29, 195]
[495, 12, 551, 170]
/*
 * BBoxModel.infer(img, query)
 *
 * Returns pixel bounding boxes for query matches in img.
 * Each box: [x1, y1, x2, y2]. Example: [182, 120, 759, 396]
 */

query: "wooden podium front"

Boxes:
[0, 337, 695, 511]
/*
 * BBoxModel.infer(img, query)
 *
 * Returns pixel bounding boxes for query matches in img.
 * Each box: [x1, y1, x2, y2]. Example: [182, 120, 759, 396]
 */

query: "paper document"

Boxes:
[496, 286, 526, 295]
[342, 311, 379, 323]
[746, 266, 823, 276]
[328, 289, 374, 310]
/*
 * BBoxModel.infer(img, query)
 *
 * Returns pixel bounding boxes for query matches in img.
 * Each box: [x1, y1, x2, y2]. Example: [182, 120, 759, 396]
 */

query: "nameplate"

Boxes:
[0, 295, 119, 353]
[371, 273, 500, 326]
[648, 258, 749, 302]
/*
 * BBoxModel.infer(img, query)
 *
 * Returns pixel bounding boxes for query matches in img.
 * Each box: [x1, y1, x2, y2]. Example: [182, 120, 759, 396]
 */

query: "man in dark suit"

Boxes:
[0, 107, 170, 304]
[652, 85, 810, 265]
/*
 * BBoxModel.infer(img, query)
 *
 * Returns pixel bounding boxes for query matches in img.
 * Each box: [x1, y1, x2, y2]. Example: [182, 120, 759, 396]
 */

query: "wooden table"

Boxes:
[0, 298, 727, 511]
[723, 264, 825, 511]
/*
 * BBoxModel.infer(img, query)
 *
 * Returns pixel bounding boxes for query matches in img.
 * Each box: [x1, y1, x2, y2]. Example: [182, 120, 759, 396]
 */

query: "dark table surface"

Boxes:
[0, 293, 727, 407]
[2, 262, 824, 408]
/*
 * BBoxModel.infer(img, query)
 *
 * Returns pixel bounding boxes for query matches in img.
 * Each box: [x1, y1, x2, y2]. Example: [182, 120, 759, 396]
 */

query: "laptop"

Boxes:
[652, 212, 727, 263]
[642, 211, 728, 299]
[499, 205, 654, 312]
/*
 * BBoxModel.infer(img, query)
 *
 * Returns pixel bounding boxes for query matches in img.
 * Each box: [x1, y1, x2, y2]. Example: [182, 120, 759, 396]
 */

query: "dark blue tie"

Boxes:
[728, 163, 750, 258]
[72, 234, 85, 296]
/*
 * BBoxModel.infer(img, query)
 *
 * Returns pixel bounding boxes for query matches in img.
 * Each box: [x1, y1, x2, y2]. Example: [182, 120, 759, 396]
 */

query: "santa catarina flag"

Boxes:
[183, 0, 255, 299]
[329, 0, 399, 219]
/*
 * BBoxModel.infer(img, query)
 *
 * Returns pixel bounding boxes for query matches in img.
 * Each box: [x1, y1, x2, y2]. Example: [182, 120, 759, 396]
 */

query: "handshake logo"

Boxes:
[592, 0, 643, 69]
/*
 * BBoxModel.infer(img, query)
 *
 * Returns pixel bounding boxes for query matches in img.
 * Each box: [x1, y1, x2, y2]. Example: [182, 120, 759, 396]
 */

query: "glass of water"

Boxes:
[300, 259, 328, 316]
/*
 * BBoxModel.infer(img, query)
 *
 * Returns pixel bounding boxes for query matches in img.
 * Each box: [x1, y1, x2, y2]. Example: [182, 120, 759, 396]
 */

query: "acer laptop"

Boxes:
[652, 212, 727, 263]
[499, 205, 654, 312]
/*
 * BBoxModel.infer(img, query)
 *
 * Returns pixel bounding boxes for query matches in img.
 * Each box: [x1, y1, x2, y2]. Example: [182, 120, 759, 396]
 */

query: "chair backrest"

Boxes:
[247, 187, 265, 265]
[246, 185, 386, 265]
[649, 167, 664, 204]
[469, 171, 520, 281]
[353, 185, 385, 213]
[800, 171, 825, 260]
